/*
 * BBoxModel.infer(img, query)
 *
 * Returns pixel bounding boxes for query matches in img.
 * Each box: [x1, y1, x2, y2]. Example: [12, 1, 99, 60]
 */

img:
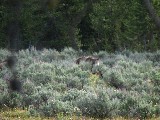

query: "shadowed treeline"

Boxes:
[1, 0, 160, 52]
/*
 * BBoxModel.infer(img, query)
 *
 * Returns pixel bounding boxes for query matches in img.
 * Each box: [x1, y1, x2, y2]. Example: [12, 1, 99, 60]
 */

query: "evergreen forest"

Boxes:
[0, 0, 160, 52]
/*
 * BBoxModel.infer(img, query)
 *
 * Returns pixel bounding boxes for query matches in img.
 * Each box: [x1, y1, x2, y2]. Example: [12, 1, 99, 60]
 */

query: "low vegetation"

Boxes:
[0, 48, 160, 119]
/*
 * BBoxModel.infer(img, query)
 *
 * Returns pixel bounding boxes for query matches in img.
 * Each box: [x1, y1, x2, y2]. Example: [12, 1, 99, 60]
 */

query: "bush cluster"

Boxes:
[0, 48, 160, 119]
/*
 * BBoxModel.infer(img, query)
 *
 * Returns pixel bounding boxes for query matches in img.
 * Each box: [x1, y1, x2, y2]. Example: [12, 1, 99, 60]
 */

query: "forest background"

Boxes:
[1, 0, 160, 52]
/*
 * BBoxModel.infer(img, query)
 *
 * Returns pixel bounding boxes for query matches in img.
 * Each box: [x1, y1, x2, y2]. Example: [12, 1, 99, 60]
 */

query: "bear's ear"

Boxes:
[75, 60, 79, 64]
[75, 56, 83, 64]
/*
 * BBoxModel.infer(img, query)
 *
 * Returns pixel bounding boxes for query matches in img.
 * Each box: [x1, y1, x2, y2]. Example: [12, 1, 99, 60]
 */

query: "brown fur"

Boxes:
[76, 56, 103, 78]
[85, 56, 99, 65]
[75, 56, 99, 65]
[75, 56, 86, 64]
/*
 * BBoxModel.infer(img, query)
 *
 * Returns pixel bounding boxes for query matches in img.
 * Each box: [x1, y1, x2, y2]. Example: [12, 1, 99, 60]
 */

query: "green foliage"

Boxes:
[1, 0, 160, 51]
[152, 70, 160, 85]
[1, 92, 23, 108]
[0, 49, 160, 119]
[39, 100, 74, 117]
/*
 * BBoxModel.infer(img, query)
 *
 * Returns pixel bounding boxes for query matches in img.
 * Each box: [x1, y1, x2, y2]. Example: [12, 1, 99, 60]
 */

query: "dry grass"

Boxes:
[0, 108, 111, 120]
[0, 109, 160, 120]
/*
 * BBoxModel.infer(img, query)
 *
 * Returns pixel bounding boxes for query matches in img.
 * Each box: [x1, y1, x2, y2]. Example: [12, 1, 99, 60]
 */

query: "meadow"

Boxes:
[0, 48, 160, 119]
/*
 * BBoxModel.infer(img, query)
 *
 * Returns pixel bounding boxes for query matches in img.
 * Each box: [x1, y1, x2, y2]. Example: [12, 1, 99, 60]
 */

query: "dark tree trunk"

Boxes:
[67, 0, 94, 50]
[143, 0, 160, 30]
[7, 20, 21, 51]
[7, 0, 22, 51]
[68, 25, 79, 50]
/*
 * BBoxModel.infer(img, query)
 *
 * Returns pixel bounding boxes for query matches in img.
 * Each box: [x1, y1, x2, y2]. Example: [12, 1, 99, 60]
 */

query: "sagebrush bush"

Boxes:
[0, 48, 160, 119]
[75, 87, 121, 118]
[21, 62, 56, 85]
[151, 70, 160, 85]
[39, 100, 74, 117]
[1, 92, 23, 108]
[0, 49, 10, 60]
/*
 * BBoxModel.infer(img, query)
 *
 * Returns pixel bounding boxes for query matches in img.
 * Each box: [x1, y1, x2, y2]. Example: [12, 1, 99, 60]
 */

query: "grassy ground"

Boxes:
[0, 109, 160, 120]
[0, 108, 95, 120]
